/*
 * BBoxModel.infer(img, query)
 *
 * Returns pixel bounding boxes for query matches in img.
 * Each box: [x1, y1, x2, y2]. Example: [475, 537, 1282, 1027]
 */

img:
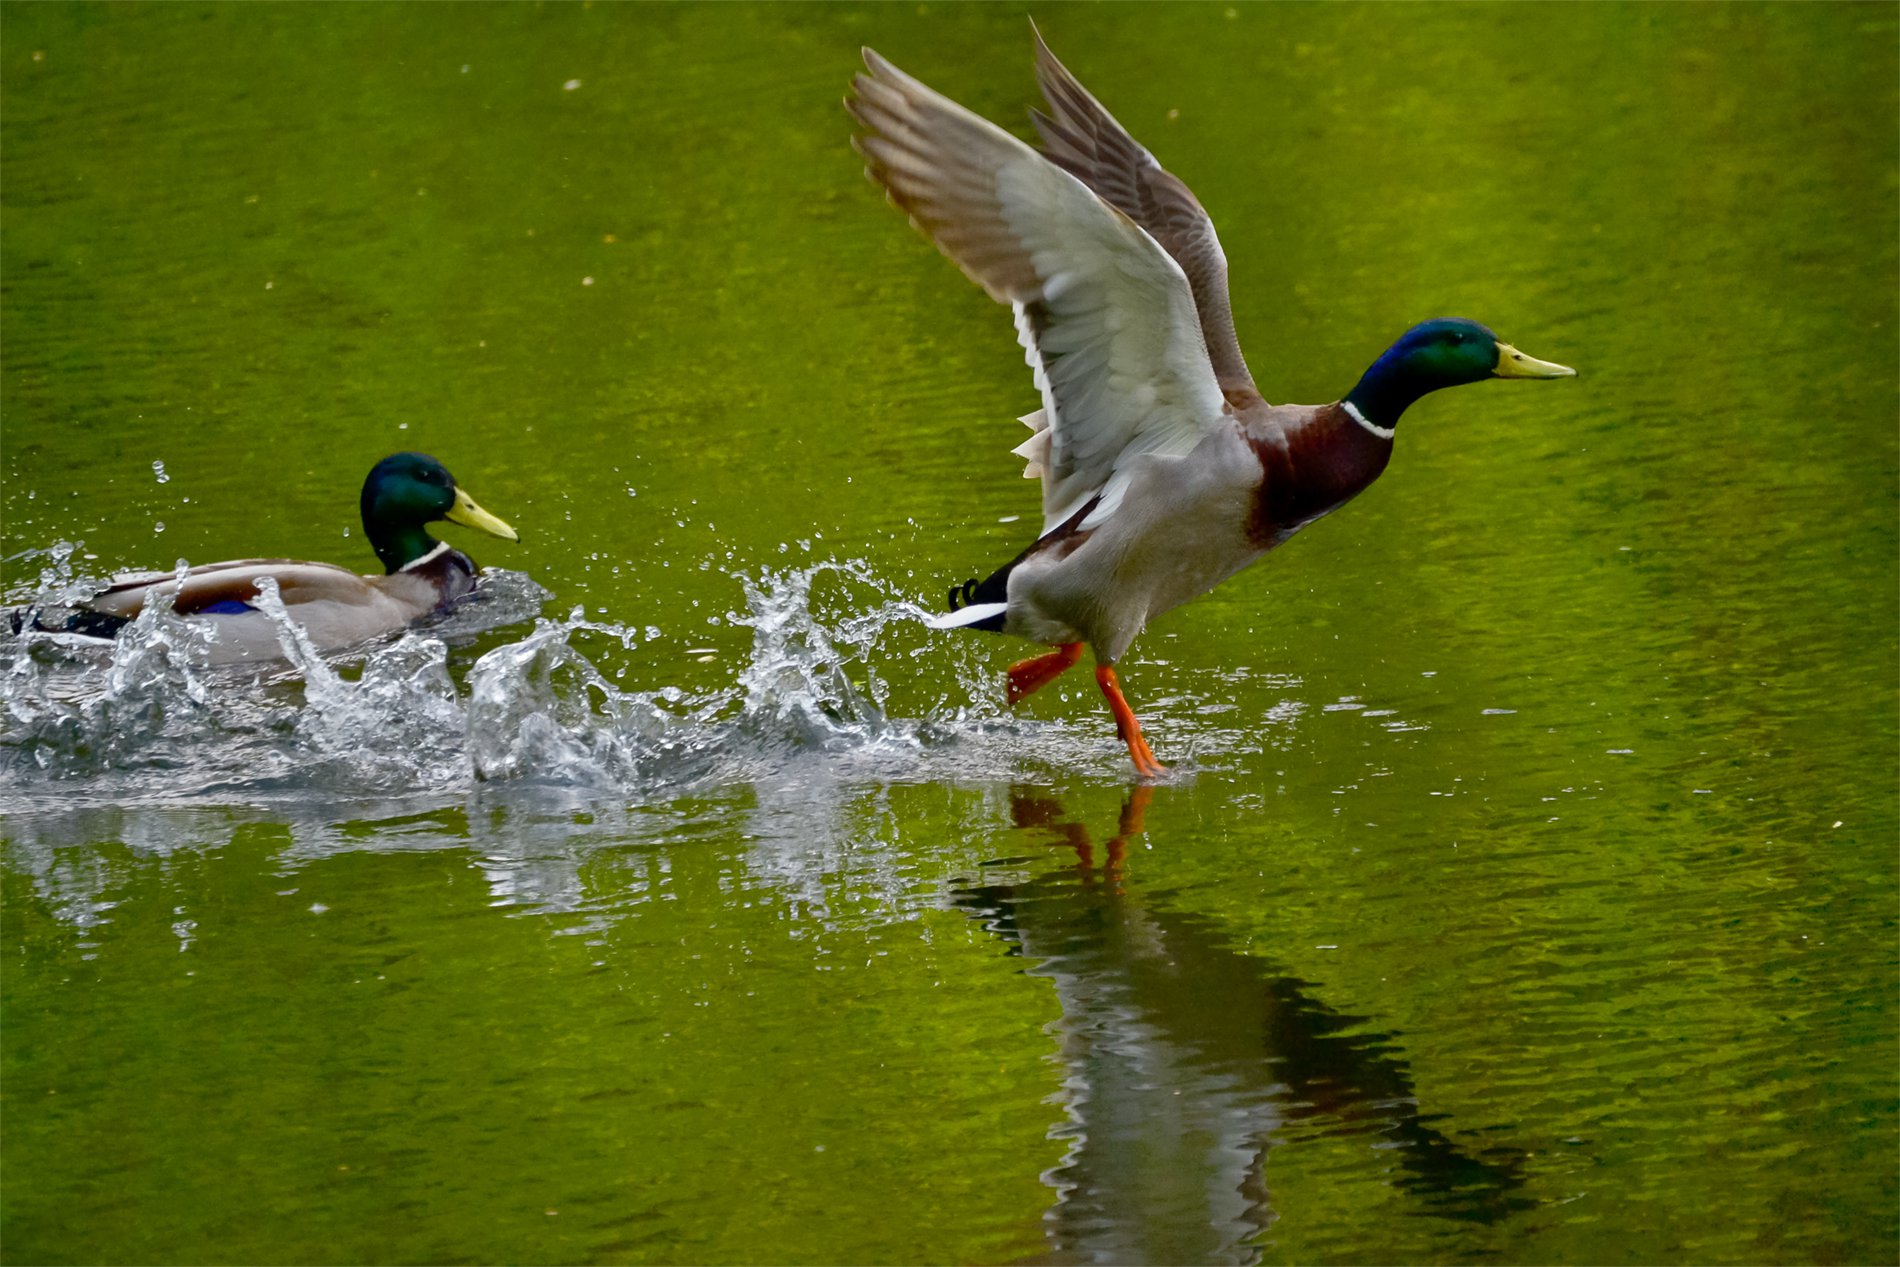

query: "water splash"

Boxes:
[465, 611, 681, 790]
[457, 561, 1047, 792]
[2, 547, 547, 803]
[3, 553, 1192, 811]
[1, 552, 1300, 949]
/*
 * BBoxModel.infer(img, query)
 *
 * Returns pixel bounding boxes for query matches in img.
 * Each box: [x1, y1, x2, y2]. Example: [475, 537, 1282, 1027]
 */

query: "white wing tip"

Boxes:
[1010, 426, 1051, 479]
[925, 602, 1008, 630]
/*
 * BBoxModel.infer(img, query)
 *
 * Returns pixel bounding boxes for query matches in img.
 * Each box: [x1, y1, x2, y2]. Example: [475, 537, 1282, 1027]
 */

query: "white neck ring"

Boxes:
[400, 541, 453, 572]
[1343, 400, 1395, 441]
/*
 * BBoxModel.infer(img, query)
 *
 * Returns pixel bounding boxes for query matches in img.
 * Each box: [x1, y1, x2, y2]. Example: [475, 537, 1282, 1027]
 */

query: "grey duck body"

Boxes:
[1001, 401, 1391, 663]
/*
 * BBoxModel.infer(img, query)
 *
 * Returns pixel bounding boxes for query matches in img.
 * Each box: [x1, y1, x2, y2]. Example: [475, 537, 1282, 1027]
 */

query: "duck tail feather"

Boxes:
[927, 602, 1008, 631]
[933, 557, 1017, 633]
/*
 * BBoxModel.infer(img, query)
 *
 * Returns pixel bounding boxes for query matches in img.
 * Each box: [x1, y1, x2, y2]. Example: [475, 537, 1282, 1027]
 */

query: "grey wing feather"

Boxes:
[1030, 27, 1259, 402]
[848, 46, 1230, 535]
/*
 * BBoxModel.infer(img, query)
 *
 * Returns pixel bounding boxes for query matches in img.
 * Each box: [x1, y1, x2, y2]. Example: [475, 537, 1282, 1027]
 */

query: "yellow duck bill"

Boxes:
[445, 487, 519, 541]
[1493, 342, 1577, 379]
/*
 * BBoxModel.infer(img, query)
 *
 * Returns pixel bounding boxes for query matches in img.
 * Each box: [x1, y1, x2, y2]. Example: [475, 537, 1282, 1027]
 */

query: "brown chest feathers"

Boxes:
[1242, 404, 1393, 548]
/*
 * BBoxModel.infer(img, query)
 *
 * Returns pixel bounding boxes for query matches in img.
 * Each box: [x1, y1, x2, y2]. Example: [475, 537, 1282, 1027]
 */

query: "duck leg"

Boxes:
[1095, 665, 1166, 778]
[1007, 641, 1083, 705]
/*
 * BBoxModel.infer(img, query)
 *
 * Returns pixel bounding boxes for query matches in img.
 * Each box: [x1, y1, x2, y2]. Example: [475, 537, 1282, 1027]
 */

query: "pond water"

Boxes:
[3, 4, 1895, 1264]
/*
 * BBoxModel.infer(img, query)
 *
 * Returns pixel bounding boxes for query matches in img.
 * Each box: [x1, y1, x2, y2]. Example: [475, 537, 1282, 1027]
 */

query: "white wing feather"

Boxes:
[849, 50, 1228, 536]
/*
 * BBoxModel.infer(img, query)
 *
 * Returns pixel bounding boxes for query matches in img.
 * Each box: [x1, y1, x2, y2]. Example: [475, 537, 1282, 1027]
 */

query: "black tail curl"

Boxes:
[940, 562, 1014, 633]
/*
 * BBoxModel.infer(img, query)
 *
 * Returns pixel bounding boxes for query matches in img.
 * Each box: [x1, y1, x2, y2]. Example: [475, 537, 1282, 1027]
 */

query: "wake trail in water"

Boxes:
[3, 549, 1170, 809]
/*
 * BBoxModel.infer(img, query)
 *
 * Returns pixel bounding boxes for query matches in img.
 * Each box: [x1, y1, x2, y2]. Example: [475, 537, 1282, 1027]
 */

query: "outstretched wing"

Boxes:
[849, 48, 1229, 535]
[1029, 27, 1258, 403]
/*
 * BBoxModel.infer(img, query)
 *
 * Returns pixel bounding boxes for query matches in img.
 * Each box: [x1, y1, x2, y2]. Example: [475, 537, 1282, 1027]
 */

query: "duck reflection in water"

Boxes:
[953, 788, 1529, 1264]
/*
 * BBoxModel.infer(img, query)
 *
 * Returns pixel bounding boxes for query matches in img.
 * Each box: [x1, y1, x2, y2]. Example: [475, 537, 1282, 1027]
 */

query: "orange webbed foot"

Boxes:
[1006, 642, 1083, 706]
[1095, 664, 1167, 779]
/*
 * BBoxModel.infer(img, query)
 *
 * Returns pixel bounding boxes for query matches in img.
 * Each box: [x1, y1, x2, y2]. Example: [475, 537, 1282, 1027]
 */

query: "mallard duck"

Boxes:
[847, 32, 1575, 776]
[15, 452, 519, 663]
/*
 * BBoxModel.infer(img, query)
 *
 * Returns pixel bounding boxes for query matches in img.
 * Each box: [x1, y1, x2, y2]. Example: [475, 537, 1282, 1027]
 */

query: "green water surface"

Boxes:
[4, 4, 1896, 1264]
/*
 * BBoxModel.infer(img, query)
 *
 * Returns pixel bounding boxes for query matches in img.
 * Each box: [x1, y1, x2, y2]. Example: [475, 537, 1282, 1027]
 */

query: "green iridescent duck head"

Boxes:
[358, 452, 518, 573]
[1345, 318, 1575, 433]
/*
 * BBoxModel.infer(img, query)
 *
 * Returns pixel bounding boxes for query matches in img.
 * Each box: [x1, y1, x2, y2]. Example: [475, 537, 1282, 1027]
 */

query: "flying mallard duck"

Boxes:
[847, 31, 1575, 776]
[15, 452, 518, 663]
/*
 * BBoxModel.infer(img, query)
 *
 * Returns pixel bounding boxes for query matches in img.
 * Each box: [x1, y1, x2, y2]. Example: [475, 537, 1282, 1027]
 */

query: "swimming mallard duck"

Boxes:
[847, 32, 1575, 776]
[17, 452, 519, 663]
